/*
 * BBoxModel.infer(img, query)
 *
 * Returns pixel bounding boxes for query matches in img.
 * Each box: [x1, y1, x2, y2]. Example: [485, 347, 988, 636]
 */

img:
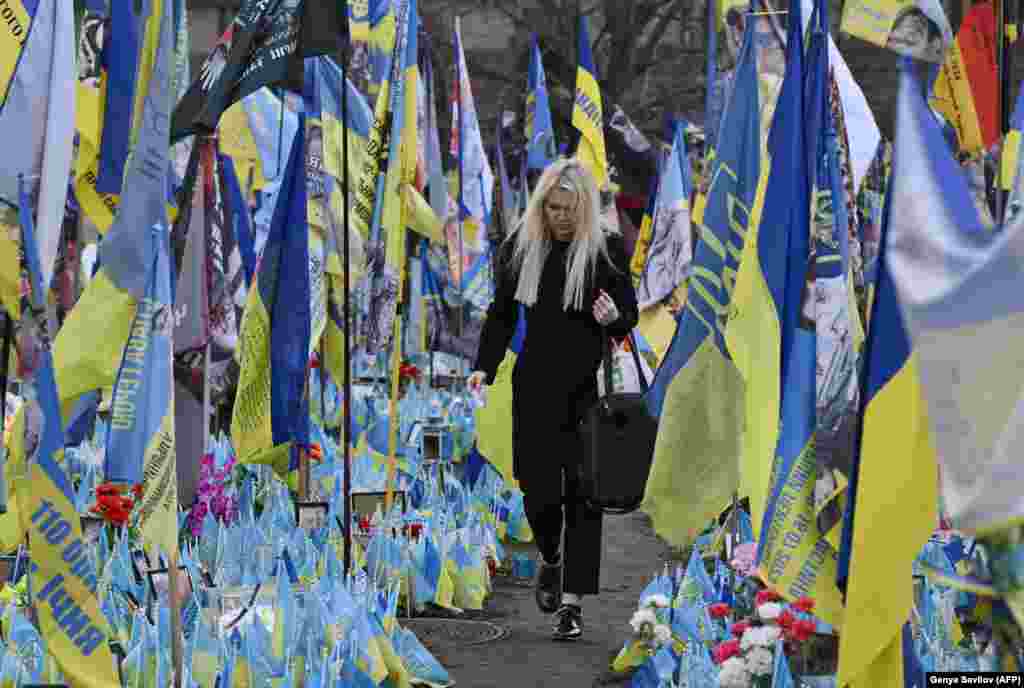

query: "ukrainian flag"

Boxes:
[16, 170, 120, 688]
[230, 119, 311, 487]
[755, 0, 844, 628]
[640, 19, 760, 550]
[0, 0, 173, 549]
[837, 63, 942, 687]
[572, 14, 609, 190]
[366, 0, 396, 97]
[727, 0, 806, 545]
[525, 35, 556, 172]
[0, 0, 39, 112]
[889, 59, 1019, 534]
[1000, 82, 1024, 192]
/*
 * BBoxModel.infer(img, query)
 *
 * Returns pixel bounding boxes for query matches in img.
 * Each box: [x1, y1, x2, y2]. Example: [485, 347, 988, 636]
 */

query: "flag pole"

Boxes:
[456, 16, 466, 349]
[340, 36, 354, 577]
[0, 311, 11, 445]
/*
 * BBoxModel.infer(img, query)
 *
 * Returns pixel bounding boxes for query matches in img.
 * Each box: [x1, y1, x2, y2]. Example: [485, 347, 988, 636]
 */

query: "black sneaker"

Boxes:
[534, 555, 562, 613]
[552, 604, 583, 641]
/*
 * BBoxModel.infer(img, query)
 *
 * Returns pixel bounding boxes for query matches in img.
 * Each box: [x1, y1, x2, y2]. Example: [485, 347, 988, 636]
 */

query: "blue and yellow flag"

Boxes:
[16, 179, 120, 687]
[0, 0, 39, 113]
[0, 0, 173, 550]
[640, 19, 760, 549]
[365, 0, 396, 98]
[96, 0, 142, 194]
[756, 0, 844, 628]
[837, 63, 941, 687]
[231, 119, 312, 485]
[572, 15, 608, 190]
[525, 35, 556, 172]
[1000, 81, 1024, 192]
[890, 56, 1018, 534]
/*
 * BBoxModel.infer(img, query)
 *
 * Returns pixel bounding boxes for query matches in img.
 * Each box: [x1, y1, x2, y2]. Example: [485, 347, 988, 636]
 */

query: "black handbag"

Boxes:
[578, 330, 659, 514]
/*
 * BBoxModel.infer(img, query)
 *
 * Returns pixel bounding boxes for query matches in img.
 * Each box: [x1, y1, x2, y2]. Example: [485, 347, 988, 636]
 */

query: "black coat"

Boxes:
[473, 235, 640, 481]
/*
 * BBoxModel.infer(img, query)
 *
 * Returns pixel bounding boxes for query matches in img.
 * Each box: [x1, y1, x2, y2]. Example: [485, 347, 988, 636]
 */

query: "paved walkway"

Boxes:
[422, 511, 674, 688]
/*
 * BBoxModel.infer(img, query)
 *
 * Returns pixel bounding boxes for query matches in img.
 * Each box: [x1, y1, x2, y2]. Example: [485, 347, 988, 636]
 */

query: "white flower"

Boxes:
[746, 646, 774, 676]
[718, 656, 752, 688]
[652, 623, 672, 646]
[642, 593, 671, 609]
[740, 625, 782, 651]
[757, 601, 783, 621]
[629, 608, 658, 633]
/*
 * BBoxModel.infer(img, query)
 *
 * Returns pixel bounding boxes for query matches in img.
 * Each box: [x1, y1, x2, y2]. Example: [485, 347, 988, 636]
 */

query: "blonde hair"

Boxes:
[507, 158, 614, 310]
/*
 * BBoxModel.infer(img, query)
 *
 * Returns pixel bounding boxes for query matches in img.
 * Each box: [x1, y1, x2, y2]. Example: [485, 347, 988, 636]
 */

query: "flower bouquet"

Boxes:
[712, 591, 820, 687]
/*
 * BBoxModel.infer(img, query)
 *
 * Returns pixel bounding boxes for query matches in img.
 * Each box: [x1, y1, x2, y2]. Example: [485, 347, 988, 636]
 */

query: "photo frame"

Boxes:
[350, 491, 407, 521]
[130, 549, 150, 585]
[294, 501, 329, 532]
[79, 516, 105, 546]
[0, 555, 25, 585]
[146, 565, 192, 607]
[421, 428, 442, 461]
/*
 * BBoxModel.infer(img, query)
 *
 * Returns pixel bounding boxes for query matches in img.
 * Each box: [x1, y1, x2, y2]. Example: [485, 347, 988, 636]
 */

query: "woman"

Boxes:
[468, 158, 639, 641]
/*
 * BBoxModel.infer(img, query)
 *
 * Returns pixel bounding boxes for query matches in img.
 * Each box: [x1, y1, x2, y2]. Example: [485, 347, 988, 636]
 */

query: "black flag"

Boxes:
[170, 0, 349, 143]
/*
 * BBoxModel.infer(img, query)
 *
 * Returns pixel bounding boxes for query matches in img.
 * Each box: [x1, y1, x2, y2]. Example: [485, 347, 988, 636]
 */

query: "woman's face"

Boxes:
[544, 187, 579, 241]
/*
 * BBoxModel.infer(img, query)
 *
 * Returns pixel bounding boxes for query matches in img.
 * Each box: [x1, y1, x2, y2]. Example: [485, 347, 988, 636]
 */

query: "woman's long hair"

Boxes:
[507, 158, 613, 311]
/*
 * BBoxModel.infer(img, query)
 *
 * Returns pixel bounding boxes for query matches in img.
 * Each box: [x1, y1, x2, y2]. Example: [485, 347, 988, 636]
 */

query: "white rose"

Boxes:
[630, 608, 658, 633]
[718, 656, 752, 688]
[653, 623, 672, 646]
[746, 646, 774, 676]
[757, 601, 783, 621]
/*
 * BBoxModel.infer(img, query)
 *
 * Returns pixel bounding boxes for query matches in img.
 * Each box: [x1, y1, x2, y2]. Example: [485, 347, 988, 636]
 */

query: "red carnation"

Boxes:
[793, 618, 816, 641]
[793, 596, 815, 613]
[755, 589, 782, 606]
[709, 602, 731, 619]
[777, 609, 797, 630]
[712, 639, 741, 664]
[730, 621, 751, 636]
[409, 523, 423, 539]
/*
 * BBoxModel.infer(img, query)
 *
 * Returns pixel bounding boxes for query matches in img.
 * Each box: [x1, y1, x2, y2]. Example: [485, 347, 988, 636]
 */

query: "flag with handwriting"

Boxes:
[755, 0, 844, 627]
[572, 15, 609, 190]
[836, 63, 941, 688]
[931, 1, 998, 154]
[640, 20, 760, 549]
[0, 0, 174, 551]
[16, 176, 120, 688]
[231, 118, 311, 486]
[0, 0, 39, 113]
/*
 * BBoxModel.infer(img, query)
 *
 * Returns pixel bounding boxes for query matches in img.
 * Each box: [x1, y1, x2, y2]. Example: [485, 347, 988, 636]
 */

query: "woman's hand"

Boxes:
[593, 289, 620, 326]
[467, 371, 487, 392]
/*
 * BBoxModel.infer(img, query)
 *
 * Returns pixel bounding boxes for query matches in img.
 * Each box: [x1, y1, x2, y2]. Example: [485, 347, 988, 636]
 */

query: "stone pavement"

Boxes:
[417, 511, 675, 688]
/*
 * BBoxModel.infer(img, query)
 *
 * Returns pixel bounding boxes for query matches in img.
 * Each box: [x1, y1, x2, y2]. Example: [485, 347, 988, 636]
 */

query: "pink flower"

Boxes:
[730, 542, 758, 577]
[200, 453, 214, 468]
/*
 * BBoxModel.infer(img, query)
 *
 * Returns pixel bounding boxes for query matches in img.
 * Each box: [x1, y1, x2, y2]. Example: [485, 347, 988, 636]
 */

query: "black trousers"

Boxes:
[516, 427, 603, 596]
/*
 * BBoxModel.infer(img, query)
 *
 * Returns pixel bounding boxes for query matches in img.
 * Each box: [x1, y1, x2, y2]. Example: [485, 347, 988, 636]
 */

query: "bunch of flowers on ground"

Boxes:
[628, 593, 675, 655]
[90, 481, 143, 529]
[711, 590, 818, 687]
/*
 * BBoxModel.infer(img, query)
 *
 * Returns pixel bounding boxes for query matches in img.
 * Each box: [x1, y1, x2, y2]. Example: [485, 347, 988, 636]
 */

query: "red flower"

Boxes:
[755, 589, 782, 606]
[793, 618, 816, 641]
[358, 516, 371, 533]
[793, 596, 815, 613]
[96, 483, 120, 498]
[131, 484, 144, 499]
[730, 621, 751, 636]
[409, 523, 423, 539]
[712, 639, 741, 664]
[486, 558, 497, 577]
[777, 610, 796, 630]
[708, 602, 731, 619]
